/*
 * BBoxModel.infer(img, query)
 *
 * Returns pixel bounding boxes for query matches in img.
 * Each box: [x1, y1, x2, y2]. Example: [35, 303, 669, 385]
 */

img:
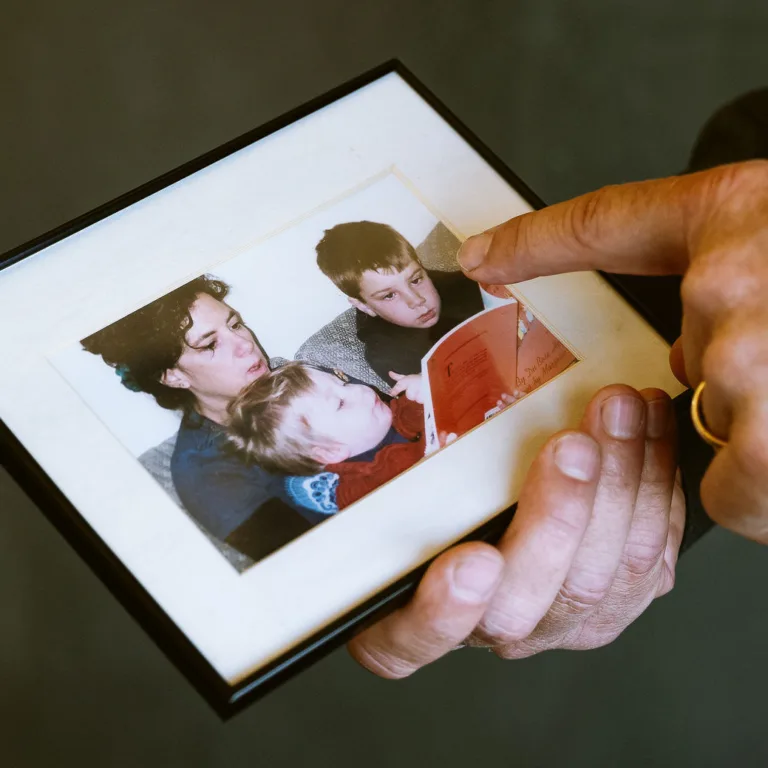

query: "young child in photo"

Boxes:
[228, 363, 425, 511]
[315, 221, 484, 393]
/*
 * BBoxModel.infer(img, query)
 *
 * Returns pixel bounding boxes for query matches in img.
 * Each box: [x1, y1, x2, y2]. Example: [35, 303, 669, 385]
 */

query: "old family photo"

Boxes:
[55, 174, 578, 573]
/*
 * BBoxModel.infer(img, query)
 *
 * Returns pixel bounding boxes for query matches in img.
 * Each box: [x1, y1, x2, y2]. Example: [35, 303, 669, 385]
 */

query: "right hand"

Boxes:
[496, 391, 523, 410]
[389, 371, 425, 404]
[458, 160, 768, 543]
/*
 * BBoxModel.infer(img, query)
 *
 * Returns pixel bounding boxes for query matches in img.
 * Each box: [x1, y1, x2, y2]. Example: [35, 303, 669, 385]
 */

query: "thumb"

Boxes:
[347, 543, 504, 678]
[456, 174, 707, 285]
[389, 371, 404, 381]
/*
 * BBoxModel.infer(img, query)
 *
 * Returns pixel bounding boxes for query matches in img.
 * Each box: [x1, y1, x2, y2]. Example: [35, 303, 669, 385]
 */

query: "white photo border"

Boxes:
[0, 63, 684, 712]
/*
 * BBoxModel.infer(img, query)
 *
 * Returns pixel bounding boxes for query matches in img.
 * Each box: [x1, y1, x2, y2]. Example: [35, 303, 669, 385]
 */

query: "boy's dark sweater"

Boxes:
[356, 269, 485, 382]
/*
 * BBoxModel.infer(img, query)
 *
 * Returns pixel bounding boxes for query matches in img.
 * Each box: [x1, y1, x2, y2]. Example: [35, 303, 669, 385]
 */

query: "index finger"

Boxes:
[389, 379, 407, 397]
[456, 167, 735, 285]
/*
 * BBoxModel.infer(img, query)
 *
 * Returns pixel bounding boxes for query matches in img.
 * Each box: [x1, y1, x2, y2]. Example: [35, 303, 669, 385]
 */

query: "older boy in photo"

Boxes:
[314, 221, 484, 389]
[228, 363, 425, 511]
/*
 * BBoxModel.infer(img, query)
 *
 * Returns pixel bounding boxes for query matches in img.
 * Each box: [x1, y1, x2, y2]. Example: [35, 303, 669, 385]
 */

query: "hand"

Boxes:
[348, 386, 683, 676]
[457, 161, 768, 543]
[496, 391, 523, 409]
[437, 430, 457, 448]
[389, 372, 425, 404]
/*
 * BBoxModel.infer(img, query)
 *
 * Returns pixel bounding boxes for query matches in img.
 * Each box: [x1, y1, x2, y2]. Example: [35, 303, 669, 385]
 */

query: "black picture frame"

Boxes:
[0, 59, 684, 719]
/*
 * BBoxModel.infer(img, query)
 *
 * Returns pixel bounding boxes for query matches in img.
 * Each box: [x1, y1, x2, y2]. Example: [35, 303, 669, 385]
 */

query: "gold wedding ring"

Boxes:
[691, 381, 728, 449]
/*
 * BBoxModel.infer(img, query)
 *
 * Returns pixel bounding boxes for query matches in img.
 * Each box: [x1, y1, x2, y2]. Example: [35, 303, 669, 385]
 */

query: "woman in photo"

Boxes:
[82, 275, 338, 568]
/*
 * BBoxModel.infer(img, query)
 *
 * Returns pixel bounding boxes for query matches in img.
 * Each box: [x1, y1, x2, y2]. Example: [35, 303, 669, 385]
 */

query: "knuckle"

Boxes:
[681, 258, 731, 315]
[717, 159, 768, 199]
[656, 567, 676, 597]
[555, 578, 609, 614]
[704, 325, 768, 394]
[565, 627, 623, 651]
[715, 269, 761, 313]
[687, 268, 761, 323]
[413, 601, 466, 649]
[732, 421, 768, 484]
[566, 185, 617, 251]
[697, 161, 768, 216]
[544, 500, 594, 543]
[681, 252, 760, 318]
[621, 538, 665, 581]
[701, 333, 735, 386]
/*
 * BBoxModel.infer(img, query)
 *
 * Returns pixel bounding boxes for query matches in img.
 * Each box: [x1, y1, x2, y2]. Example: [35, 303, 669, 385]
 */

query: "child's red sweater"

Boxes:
[326, 396, 425, 510]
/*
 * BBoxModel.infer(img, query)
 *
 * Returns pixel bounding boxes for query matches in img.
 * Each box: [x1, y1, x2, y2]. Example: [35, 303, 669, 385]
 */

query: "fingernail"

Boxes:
[553, 433, 600, 482]
[450, 553, 501, 602]
[601, 395, 644, 440]
[646, 397, 669, 439]
[457, 232, 493, 273]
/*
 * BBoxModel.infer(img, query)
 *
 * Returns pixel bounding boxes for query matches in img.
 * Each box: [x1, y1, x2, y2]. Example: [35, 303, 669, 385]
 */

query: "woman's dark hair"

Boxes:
[81, 275, 229, 411]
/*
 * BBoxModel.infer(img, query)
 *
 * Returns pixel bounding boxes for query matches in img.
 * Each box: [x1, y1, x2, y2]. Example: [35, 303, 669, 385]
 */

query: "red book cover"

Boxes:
[424, 301, 519, 439]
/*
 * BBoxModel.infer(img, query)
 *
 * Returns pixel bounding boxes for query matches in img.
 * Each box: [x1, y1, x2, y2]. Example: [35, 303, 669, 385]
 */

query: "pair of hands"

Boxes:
[349, 160, 768, 677]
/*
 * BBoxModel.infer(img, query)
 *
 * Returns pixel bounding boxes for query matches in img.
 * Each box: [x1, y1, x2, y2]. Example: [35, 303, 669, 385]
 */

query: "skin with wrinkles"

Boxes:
[348, 161, 768, 678]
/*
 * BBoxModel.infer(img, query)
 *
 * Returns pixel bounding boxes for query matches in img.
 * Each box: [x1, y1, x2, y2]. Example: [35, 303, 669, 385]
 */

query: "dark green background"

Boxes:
[2, 2, 767, 765]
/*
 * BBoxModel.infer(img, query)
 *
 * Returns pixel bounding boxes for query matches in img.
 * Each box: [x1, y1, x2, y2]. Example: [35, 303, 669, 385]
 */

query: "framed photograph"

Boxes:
[0, 60, 683, 717]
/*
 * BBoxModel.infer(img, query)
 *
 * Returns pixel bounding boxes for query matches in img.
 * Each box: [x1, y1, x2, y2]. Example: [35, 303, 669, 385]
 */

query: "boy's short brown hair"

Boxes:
[315, 221, 421, 299]
[228, 363, 328, 476]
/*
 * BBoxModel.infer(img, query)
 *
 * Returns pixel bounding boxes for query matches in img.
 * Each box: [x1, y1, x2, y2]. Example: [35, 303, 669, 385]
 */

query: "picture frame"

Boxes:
[0, 59, 688, 718]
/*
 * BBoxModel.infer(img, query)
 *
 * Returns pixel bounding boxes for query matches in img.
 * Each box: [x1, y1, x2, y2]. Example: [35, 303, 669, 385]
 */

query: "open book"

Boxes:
[422, 287, 578, 453]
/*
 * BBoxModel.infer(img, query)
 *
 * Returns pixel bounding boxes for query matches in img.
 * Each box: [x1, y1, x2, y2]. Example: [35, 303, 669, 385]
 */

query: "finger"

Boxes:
[566, 399, 679, 650]
[669, 336, 689, 387]
[347, 543, 504, 679]
[472, 430, 600, 644]
[698, 307, 768, 445]
[512, 386, 648, 650]
[456, 174, 703, 284]
[438, 431, 458, 447]
[600, 389, 677, 607]
[389, 371, 404, 382]
[700, 396, 768, 543]
[389, 380, 407, 397]
[680, 276, 715, 393]
[658, 468, 686, 597]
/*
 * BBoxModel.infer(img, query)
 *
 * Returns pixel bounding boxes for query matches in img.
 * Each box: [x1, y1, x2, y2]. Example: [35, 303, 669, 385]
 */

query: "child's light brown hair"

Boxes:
[315, 221, 422, 299]
[228, 363, 331, 476]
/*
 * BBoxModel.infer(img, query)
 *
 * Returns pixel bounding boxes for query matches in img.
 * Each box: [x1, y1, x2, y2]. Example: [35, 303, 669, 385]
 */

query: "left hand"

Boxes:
[437, 430, 458, 448]
[389, 371, 425, 404]
[347, 384, 684, 676]
[496, 391, 523, 409]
